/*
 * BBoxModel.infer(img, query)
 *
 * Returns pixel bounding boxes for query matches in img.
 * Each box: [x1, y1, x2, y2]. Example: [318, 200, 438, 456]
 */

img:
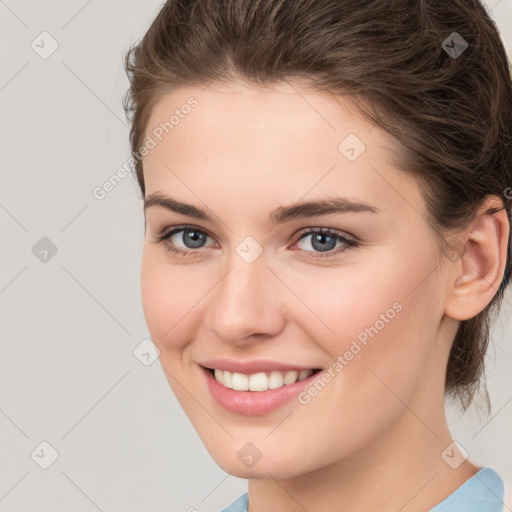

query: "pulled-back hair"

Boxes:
[123, 0, 512, 409]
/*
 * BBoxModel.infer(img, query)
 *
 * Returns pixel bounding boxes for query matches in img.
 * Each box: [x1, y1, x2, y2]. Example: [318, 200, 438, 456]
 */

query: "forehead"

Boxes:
[144, 80, 376, 154]
[142, 80, 424, 222]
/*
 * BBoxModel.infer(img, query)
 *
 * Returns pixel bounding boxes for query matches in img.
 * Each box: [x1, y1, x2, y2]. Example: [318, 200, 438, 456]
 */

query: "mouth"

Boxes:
[199, 364, 324, 416]
[203, 366, 323, 392]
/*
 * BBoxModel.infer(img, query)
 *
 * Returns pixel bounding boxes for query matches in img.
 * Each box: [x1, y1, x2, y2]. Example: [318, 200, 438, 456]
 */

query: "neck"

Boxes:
[247, 390, 478, 512]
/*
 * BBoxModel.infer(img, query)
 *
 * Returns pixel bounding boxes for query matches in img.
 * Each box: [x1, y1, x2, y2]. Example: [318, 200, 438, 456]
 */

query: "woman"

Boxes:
[123, 0, 512, 510]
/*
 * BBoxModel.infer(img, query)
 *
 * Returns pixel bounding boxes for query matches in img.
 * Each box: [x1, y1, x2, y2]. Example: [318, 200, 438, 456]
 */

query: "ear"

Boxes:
[444, 195, 510, 321]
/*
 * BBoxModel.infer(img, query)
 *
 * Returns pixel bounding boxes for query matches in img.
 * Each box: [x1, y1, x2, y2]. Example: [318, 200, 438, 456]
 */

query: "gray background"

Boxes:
[1, 1, 511, 511]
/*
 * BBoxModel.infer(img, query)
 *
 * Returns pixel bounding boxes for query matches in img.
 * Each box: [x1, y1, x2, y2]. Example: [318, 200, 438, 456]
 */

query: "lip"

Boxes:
[199, 358, 320, 374]
[199, 364, 322, 416]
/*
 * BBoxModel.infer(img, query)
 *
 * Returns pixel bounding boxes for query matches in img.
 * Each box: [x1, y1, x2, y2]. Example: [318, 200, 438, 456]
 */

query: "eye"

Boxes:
[152, 224, 358, 260]
[291, 227, 358, 259]
[152, 224, 216, 257]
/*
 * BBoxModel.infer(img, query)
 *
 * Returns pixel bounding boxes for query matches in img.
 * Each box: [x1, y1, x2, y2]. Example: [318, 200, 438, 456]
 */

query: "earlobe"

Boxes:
[445, 196, 509, 321]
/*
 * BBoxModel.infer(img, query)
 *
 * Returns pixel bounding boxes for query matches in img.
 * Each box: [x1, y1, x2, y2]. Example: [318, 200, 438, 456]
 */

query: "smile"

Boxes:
[200, 364, 323, 416]
[211, 368, 318, 391]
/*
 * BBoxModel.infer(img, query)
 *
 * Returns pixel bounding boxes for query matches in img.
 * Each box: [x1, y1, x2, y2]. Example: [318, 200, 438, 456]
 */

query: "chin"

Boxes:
[203, 439, 314, 480]
[215, 457, 306, 480]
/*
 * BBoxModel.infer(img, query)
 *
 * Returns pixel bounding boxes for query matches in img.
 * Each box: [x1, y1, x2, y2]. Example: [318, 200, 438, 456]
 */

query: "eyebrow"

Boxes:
[144, 192, 380, 225]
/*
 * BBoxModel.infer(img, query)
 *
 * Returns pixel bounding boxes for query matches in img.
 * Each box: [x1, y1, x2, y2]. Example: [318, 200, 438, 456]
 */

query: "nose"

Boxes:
[203, 251, 286, 347]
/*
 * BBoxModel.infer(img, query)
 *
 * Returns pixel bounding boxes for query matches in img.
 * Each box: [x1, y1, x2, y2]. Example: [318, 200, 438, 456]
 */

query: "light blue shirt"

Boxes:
[220, 467, 505, 512]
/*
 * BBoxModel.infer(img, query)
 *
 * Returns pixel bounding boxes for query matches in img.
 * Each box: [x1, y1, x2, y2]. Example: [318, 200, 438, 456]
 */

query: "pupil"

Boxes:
[312, 233, 335, 252]
[184, 229, 206, 249]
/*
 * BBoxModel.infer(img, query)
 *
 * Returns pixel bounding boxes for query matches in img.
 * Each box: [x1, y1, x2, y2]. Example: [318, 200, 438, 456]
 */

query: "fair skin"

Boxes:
[140, 79, 509, 512]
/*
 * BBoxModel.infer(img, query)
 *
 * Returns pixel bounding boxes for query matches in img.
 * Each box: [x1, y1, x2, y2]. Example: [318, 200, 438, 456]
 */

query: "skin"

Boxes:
[139, 79, 509, 511]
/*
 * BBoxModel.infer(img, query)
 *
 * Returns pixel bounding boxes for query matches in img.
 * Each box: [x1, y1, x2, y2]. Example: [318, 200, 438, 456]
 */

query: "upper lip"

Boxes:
[199, 358, 321, 374]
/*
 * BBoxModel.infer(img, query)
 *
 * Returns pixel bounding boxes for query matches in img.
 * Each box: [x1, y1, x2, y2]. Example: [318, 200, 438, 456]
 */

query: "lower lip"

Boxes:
[200, 366, 321, 416]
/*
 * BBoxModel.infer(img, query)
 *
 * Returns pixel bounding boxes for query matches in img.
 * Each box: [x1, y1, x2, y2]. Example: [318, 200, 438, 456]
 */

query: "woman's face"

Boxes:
[140, 80, 455, 478]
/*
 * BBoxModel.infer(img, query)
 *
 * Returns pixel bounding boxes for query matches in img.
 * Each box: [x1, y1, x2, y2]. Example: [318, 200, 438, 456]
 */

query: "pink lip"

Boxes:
[199, 358, 320, 374]
[199, 365, 322, 416]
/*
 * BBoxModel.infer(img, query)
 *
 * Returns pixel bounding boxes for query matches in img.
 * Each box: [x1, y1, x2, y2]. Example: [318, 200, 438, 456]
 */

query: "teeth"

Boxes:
[214, 369, 225, 386]
[223, 369, 233, 388]
[249, 372, 268, 391]
[298, 369, 312, 381]
[283, 370, 298, 385]
[212, 368, 315, 391]
[268, 371, 284, 389]
[232, 372, 249, 391]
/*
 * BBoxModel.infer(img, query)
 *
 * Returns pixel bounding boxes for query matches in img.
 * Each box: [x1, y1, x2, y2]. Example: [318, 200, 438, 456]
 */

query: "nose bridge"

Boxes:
[206, 246, 284, 344]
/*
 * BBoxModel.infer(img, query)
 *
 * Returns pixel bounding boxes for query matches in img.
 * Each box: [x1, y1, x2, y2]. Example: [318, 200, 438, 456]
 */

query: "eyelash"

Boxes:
[152, 224, 358, 260]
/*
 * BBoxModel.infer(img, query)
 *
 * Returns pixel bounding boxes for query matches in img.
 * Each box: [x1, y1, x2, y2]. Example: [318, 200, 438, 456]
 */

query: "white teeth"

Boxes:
[212, 368, 315, 391]
[214, 369, 224, 385]
[232, 372, 249, 391]
[268, 371, 284, 389]
[248, 372, 268, 391]
[223, 370, 233, 388]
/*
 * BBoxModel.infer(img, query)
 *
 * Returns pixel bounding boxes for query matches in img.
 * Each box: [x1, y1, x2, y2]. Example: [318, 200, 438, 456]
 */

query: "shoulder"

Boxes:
[218, 469, 505, 512]
[219, 492, 248, 512]
[430, 467, 505, 512]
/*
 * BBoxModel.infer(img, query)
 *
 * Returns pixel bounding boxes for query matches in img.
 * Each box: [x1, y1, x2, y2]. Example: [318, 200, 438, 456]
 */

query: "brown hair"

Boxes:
[123, 0, 512, 410]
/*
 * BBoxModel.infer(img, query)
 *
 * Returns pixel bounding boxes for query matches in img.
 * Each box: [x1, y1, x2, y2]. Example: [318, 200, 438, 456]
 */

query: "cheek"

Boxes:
[262, 258, 439, 468]
[293, 251, 437, 400]
[140, 249, 203, 406]
[140, 248, 202, 351]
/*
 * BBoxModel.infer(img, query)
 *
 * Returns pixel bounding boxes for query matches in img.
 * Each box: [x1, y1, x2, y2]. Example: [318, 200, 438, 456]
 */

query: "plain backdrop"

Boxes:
[1, 1, 511, 511]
